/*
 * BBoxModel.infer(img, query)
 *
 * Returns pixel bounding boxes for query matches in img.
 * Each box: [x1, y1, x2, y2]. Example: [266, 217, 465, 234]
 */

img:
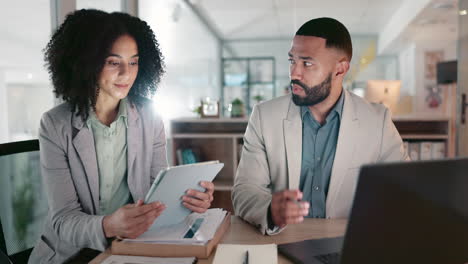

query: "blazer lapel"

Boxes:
[283, 97, 302, 190]
[72, 114, 99, 214]
[126, 101, 141, 197]
[326, 90, 359, 216]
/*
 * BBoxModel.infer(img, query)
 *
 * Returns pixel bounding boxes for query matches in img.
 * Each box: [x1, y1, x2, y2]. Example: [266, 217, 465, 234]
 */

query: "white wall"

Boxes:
[0, 70, 8, 142]
[76, 0, 120, 12]
[398, 43, 416, 97]
[6, 84, 53, 141]
[396, 40, 457, 115]
[0, 0, 53, 144]
[354, 56, 399, 83]
[413, 40, 457, 114]
[139, 0, 221, 123]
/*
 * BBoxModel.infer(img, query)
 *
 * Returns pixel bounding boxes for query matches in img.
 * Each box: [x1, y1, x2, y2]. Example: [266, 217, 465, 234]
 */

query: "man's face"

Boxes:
[288, 35, 337, 106]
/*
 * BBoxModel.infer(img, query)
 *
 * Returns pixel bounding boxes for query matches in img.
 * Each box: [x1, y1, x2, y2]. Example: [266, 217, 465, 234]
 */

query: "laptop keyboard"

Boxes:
[315, 252, 341, 264]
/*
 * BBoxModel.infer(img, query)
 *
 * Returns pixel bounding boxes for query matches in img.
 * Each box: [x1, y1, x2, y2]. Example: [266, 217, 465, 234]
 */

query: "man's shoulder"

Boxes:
[346, 90, 388, 119]
[255, 94, 292, 114]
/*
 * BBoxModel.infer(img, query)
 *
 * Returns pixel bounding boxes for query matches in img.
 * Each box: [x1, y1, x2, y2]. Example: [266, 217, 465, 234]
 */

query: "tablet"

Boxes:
[144, 161, 224, 229]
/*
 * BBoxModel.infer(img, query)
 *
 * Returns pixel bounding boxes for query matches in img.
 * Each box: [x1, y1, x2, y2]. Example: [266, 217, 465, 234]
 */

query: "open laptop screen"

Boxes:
[340, 158, 468, 264]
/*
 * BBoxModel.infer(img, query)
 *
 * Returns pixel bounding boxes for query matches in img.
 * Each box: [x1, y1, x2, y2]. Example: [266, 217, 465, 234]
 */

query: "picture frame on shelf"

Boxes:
[201, 97, 220, 118]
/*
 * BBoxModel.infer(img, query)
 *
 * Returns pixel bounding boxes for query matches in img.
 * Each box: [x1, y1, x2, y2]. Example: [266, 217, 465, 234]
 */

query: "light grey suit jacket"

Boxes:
[29, 98, 167, 263]
[232, 90, 408, 234]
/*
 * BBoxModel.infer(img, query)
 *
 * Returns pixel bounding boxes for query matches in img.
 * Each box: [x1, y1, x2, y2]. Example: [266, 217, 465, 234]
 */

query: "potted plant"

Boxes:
[230, 98, 244, 118]
[252, 94, 265, 104]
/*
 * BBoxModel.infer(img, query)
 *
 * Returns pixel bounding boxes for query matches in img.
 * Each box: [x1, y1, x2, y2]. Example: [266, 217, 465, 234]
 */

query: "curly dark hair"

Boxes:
[44, 9, 165, 120]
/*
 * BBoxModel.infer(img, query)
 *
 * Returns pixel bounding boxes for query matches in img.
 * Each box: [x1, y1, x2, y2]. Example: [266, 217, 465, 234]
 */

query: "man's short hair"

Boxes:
[296, 17, 352, 61]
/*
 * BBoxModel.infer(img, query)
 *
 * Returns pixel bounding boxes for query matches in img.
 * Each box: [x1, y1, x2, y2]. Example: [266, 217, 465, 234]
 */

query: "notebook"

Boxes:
[144, 161, 224, 229]
[101, 255, 196, 264]
[213, 244, 278, 264]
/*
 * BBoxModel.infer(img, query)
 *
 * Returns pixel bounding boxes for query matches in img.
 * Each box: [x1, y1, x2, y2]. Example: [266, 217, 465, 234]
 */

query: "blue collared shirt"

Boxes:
[299, 92, 344, 218]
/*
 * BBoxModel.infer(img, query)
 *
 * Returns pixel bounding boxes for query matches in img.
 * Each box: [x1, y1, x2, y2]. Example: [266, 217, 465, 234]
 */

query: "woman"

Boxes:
[29, 9, 215, 263]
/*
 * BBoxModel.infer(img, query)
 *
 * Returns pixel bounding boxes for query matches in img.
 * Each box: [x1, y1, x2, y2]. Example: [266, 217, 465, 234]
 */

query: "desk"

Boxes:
[90, 216, 347, 264]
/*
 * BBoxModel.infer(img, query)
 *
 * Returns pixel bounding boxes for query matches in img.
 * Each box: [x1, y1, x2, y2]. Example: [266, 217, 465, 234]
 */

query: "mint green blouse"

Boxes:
[87, 99, 130, 215]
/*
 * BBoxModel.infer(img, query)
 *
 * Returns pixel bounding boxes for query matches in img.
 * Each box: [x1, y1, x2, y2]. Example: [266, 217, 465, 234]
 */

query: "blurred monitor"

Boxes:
[365, 80, 401, 113]
[437, 60, 457, 84]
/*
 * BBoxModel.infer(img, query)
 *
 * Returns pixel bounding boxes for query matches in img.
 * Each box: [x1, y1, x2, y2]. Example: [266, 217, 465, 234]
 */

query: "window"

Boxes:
[0, 0, 54, 144]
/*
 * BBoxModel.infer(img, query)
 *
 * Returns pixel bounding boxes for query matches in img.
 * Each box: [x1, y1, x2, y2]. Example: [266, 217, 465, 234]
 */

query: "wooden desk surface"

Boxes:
[90, 216, 347, 264]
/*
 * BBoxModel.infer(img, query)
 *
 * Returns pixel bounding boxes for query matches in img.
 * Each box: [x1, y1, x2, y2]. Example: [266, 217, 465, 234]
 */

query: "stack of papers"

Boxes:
[123, 208, 227, 245]
[213, 244, 278, 264]
[101, 255, 195, 264]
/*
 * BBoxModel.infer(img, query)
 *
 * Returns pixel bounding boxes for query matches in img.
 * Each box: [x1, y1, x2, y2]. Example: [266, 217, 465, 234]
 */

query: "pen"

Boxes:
[243, 250, 249, 264]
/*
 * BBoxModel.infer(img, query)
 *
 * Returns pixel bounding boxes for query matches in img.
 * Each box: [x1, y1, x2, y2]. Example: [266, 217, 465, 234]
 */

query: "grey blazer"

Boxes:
[29, 98, 168, 264]
[232, 90, 409, 234]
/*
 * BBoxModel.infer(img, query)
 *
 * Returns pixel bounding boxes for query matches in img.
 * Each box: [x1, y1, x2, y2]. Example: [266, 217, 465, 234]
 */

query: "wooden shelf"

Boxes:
[172, 133, 244, 139]
[401, 134, 449, 140]
[171, 117, 248, 123]
[393, 115, 450, 121]
[171, 116, 455, 211]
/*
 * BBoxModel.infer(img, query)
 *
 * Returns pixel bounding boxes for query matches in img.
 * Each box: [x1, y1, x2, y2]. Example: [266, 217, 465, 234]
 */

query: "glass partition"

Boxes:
[0, 142, 47, 256]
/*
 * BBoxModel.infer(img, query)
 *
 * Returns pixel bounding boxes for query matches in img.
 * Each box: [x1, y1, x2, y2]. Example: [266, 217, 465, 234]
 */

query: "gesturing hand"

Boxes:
[270, 189, 310, 228]
[182, 181, 215, 213]
[103, 199, 165, 239]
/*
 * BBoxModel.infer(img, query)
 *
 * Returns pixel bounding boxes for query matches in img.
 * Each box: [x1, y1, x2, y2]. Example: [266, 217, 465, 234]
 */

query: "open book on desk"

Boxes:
[144, 161, 224, 229]
[112, 209, 231, 258]
[123, 208, 227, 244]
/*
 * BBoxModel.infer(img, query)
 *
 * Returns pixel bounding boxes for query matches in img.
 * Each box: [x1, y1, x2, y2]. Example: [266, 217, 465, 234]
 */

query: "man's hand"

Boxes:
[102, 200, 165, 239]
[270, 189, 310, 228]
[182, 181, 215, 213]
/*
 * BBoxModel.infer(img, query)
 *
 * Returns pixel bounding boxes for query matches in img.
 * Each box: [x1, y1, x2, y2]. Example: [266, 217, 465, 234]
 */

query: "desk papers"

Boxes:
[213, 244, 278, 264]
[123, 208, 227, 245]
[101, 255, 195, 264]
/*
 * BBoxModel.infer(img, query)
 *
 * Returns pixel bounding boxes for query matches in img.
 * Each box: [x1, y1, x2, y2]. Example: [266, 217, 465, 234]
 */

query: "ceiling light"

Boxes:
[460, 10, 468, 16]
[27, 73, 32, 79]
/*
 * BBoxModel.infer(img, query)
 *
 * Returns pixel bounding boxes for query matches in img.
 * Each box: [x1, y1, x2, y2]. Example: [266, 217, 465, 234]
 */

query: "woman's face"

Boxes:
[97, 34, 139, 102]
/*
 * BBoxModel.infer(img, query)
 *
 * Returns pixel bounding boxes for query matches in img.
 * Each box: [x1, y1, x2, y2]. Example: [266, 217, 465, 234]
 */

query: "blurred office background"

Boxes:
[1, 0, 468, 258]
[1, 0, 466, 142]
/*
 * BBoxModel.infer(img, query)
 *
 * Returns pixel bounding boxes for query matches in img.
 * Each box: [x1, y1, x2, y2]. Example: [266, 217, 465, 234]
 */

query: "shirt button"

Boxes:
[314, 186, 319, 191]
[317, 157, 321, 161]
[106, 184, 111, 188]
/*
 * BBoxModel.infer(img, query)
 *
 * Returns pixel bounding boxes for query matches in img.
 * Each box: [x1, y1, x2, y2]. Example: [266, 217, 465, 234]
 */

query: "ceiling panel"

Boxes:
[196, 0, 406, 39]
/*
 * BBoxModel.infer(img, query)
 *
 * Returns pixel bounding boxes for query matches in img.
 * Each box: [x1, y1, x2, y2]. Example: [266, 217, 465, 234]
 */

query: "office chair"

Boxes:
[0, 139, 44, 264]
[1, 220, 13, 264]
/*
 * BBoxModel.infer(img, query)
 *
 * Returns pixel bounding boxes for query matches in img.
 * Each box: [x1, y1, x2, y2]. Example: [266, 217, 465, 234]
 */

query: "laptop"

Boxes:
[279, 158, 468, 264]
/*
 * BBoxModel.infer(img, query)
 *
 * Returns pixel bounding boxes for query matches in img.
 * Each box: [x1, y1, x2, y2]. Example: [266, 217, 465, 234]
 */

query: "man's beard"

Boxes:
[291, 73, 332, 106]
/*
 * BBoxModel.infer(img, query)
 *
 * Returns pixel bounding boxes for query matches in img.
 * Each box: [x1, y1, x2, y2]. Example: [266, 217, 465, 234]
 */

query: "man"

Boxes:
[232, 17, 408, 235]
